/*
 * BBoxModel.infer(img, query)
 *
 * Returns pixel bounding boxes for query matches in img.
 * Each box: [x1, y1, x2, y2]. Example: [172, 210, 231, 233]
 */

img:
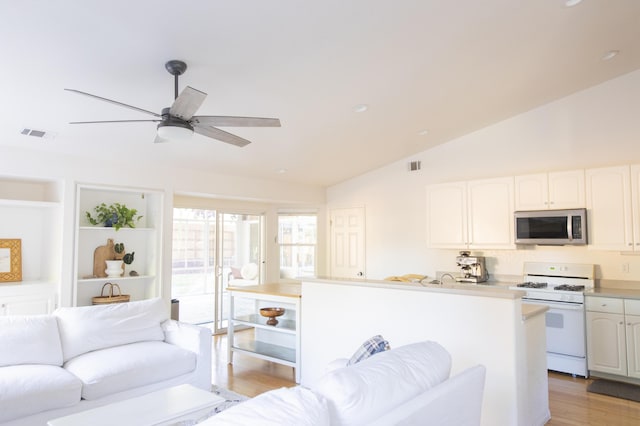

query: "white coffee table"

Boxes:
[48, 384, 226, 426]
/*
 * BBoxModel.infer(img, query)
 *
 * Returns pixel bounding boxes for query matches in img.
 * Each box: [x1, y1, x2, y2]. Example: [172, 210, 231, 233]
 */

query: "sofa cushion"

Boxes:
[64, 340, 196, 400]
[0, 364, 82, 423]
[313, 340, 452, 426]
[54, 297, 168, 361]
[200, 386, 330, 426]
[0, 315, 63, 367]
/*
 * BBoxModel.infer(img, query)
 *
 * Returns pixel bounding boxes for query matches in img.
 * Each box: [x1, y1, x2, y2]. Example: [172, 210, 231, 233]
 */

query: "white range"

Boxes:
[510, 262, 594, 377]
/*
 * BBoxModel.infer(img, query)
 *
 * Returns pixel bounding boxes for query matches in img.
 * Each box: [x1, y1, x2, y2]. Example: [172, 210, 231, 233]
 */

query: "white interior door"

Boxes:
[330, 207, 365, 279]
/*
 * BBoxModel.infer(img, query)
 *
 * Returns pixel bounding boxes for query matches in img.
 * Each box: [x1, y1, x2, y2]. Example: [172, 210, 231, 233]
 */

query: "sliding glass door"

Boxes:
[171, 208, 264, 334]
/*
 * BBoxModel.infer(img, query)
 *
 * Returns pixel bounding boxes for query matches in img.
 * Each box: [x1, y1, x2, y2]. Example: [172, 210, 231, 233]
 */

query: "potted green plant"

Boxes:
[86, 203, 143, 230]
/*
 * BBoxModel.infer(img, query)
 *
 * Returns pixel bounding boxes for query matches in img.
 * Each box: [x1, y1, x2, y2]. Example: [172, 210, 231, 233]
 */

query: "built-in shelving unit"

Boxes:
[0, 176, 63, 314]
[73, 184, 164, 306]
[227, 283, 301, 383]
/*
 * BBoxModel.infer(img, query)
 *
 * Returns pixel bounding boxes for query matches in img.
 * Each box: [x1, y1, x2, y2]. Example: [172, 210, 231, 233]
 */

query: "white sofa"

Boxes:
[202, 341, 486, 426]
[0, 298, 212, 426]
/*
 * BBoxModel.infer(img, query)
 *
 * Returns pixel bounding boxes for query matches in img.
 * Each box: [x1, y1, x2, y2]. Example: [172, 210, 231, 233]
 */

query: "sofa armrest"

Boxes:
[369, 365, 486, 426]
[162, 320, 212, 391]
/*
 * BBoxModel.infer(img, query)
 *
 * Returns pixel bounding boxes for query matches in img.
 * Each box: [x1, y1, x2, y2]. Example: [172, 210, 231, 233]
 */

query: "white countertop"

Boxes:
[303, 276, 526, 300]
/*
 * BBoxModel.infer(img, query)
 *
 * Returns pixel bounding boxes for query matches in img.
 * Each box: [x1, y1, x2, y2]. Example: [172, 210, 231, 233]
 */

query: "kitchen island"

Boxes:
[300, 277, 549, 426]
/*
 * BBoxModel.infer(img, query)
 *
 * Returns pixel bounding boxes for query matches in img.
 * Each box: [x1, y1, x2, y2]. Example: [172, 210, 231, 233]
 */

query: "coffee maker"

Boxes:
[455, 251, 489, 283]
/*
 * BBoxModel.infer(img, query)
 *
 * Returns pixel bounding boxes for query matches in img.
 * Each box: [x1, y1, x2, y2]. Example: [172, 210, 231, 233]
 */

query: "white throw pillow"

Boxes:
[240, 263, 258, 280]
[54, 297, 168, 362]
[0, 315, 63, 367]
[313, 340, 452, 426]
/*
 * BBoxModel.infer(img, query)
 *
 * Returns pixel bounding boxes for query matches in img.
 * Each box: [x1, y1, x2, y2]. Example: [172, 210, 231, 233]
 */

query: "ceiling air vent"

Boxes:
[408, 160, 421, 172]
[21, 128, 55, 139]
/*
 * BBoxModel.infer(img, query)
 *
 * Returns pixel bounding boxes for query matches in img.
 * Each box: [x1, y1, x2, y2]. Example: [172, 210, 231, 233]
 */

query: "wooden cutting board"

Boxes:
[93, 238, 116, 278]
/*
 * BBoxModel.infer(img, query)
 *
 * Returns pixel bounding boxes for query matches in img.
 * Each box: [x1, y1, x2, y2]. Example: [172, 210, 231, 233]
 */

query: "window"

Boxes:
[278, 214, 317, 279]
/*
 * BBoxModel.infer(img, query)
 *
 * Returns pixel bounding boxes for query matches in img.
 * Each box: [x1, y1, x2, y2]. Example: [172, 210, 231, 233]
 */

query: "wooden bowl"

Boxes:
[259, 307, 285, 326]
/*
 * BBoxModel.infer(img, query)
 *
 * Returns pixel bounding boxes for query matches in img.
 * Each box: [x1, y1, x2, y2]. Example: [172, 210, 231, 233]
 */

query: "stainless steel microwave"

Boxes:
[514, 208, 587, 245]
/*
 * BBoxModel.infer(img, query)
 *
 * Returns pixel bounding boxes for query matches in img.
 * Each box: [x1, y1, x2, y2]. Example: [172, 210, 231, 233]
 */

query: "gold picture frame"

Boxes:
[0, 239, 22, 283]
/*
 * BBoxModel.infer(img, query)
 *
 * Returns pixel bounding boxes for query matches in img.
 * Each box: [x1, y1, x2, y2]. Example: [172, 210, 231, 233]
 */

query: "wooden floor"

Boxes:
[213, 331, 640, 423]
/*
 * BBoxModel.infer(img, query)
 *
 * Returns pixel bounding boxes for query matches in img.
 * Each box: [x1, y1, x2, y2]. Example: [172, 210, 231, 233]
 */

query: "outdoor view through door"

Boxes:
[171, 208, 263, 333]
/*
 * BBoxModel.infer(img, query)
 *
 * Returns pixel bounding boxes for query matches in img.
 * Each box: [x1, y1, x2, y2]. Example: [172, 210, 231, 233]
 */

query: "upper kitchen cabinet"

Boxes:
[74, 184, 164, 306]
[514, 170, 585, 211]
[426, 177, 514, 249]
[426, 182, 467, 248]
[585, 165, 634, 251]
[0, 176, 63, 314]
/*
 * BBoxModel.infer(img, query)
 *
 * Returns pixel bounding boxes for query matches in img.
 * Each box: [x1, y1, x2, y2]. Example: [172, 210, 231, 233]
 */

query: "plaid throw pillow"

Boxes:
[347, 335, 391, 365]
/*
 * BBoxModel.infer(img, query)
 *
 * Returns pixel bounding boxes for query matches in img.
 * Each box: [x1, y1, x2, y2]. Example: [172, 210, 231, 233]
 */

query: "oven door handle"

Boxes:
[524, 300, 584, 311]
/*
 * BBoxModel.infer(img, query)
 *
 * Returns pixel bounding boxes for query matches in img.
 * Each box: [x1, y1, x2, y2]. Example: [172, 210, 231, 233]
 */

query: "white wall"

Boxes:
[0, 146, 325, 305]
[327, 69, 640, 283]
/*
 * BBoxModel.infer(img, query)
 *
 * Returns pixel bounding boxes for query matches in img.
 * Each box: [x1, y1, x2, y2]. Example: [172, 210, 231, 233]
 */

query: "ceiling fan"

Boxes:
[65, 60, 281, 147]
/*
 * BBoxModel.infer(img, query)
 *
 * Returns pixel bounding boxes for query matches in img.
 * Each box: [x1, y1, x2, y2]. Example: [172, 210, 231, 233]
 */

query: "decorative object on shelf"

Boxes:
[86, 202, 142, 230]
[105, 260, 124, 278]
[114, 242, 125, 260]
[122, 251, 136, 276]
[0, 239, 22, 283]
[93, 239, 116, 278]
[91, 282, 130, 305]
[259, 307, 285, 326]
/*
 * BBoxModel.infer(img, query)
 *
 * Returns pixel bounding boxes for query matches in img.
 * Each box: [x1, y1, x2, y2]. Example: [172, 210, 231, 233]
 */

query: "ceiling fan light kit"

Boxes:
[66, 60, 281, 146]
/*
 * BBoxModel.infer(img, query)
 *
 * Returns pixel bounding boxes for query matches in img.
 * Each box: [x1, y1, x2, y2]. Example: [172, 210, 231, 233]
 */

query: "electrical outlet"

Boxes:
[622, 263, 630, 274]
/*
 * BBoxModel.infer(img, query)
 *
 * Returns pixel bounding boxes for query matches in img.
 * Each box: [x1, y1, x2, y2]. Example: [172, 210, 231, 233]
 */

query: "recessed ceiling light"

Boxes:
[564, 0, 582, 7]
[353, 104, 368, 113]
[601, 50, 619, 61]
[418, 129, 429, 136]
[276, 168, 287, 174]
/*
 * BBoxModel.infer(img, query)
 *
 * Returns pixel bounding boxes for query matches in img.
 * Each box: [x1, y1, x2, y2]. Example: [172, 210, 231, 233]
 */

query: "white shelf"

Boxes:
[233, 314, 296, 333]
[73, 184, 164, 306]
[0, 199, 60, 208]
[0, 175, 63, 314]
[77, 275, 155, 283]
[232, 341, 296, 365]
[79, 226, 154, 232]
[227, 286, 301, 383]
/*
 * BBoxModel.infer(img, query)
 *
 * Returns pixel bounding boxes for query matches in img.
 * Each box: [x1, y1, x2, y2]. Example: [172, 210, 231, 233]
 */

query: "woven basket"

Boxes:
[92, 282, 130, 305]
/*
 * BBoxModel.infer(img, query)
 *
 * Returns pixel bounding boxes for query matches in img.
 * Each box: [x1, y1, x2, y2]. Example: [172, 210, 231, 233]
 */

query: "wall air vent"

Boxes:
[21, 128, 55, 139]
[408, 160, 421, 172]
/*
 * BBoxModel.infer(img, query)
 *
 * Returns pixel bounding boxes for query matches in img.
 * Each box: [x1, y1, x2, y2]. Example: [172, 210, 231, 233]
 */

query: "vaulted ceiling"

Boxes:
[2, 0, 639, 187]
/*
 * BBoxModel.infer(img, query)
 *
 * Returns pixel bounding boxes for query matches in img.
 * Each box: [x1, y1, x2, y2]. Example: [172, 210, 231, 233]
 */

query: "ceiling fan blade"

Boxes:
[153, 135, 169, 144]
[193, 125, 251, 147]
[69, 119, 160, 124]
[191, 116, 281, 127]
[65, 89, 161, 117]
[170, 86, 207, 120]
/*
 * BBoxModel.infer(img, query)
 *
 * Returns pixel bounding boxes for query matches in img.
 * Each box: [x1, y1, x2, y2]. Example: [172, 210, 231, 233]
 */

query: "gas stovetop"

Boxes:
[515, 282, 586, 292]
[510, 262, 595, 303]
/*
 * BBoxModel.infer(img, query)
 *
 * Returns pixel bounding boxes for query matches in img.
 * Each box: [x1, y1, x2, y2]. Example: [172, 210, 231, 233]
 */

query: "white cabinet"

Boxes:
[74, 184, 164, 306]
[227, 283, 301, 383]
[586, 296, 640, 379]
[0, 176, 63, 314]
[514, 170, 585, 211]
[426, 177, 514, 249]
[585, 165, 635, 251]
[586, 296, 626, 376]
[0, 283, 57, 315]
